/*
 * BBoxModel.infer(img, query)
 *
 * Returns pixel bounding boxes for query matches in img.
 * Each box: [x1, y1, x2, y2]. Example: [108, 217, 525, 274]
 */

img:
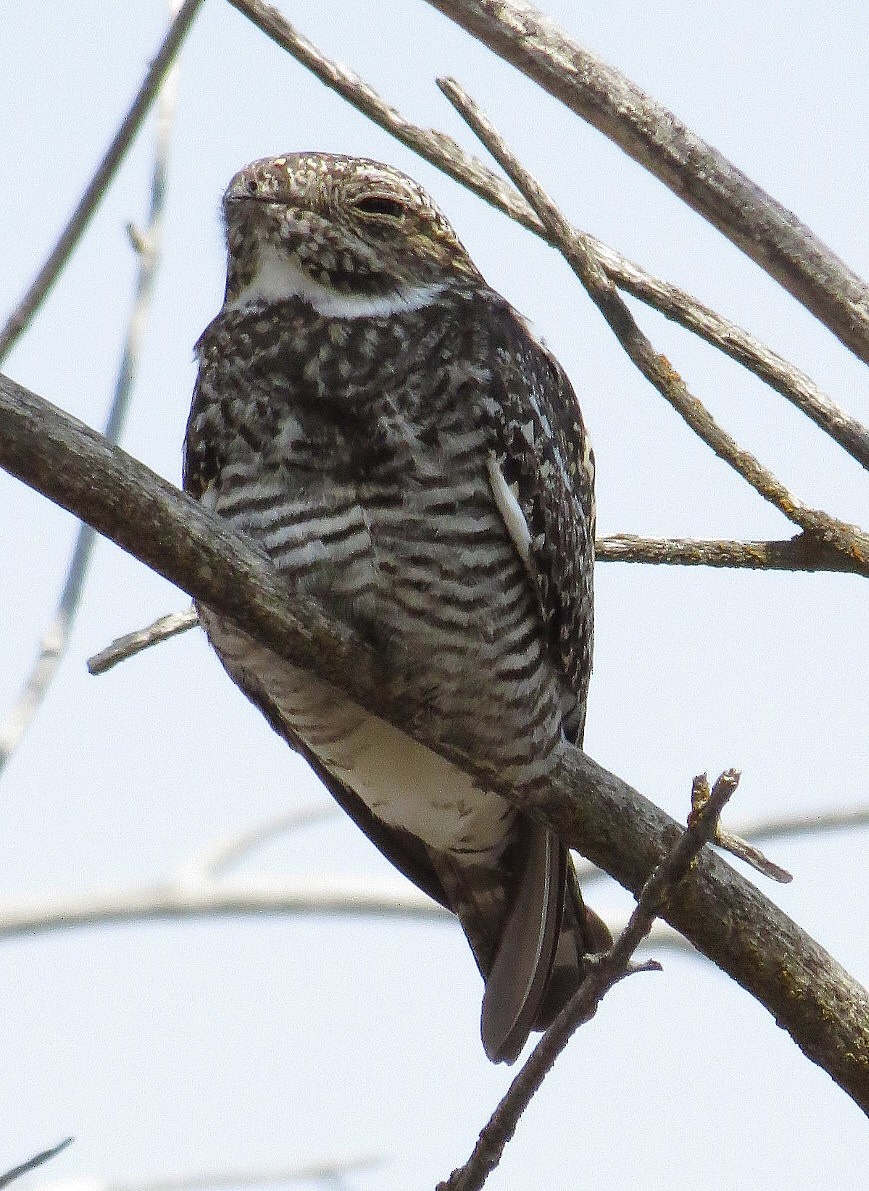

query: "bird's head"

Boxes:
[221, 152, 483, 316]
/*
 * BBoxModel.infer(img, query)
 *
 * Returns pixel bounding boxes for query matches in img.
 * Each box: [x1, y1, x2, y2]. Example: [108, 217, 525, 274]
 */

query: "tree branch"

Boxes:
[423, 0, 869, 363]
[87, 607, 198, 675]
[11, 793, 864, 949]
[0, 372, 866, 1110]
[0, 875, 449, 941]
[0, 13, 184, 774]
[0, 0, 204, 363]
[0, 1140, 73, 1191]
[36, 1155, 379, 1191]
[594, 534, 866, 573]
[224, 0, 869, 470]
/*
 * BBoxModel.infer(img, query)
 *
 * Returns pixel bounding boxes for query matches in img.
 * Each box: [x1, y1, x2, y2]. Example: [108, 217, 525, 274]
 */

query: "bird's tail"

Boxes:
[534, 849, 612, 1031]
[436, 820, 610, 1064]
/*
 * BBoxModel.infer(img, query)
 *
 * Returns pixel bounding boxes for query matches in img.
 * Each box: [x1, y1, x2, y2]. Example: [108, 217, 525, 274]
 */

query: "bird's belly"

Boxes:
[200, 478, 565, 850]
[201, 613, 515, 856]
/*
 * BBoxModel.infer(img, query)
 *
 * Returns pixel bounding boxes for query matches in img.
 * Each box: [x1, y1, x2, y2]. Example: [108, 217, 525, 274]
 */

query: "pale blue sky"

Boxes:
[1, 3, 867, 1188]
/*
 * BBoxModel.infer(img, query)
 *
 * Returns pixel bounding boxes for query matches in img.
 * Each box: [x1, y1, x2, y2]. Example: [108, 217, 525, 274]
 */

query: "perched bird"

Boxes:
[184, 152, 610, 1064]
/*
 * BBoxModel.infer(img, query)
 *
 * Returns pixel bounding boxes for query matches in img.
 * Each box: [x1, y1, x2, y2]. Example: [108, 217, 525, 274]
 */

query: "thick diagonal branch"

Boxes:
[0, 372, 867, 1111]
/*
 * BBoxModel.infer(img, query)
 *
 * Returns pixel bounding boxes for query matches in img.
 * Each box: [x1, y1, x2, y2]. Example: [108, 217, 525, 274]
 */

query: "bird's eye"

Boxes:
[246, 179, 260, 195]
[352, 195, 406, 220]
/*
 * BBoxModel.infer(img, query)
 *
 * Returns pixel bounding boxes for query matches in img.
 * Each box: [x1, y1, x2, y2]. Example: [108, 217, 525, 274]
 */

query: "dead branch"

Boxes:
[1, 792, 839, 949]
[0, 874, 449, 941]
[87, 607, 198, 675]
[594, 534, 866, 573]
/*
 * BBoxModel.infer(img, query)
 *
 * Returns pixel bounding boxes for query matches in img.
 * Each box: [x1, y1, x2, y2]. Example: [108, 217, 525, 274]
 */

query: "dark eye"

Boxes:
[353, 195, 406, 220]
[245, 178, 259, 195]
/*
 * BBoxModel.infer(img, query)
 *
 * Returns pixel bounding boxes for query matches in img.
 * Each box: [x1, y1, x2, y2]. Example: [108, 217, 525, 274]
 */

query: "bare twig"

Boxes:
[0, 0, 203, 362]
[35, 1155, 379, 1191]
[689, 774, 789, 884]
[44, 1152, 376, 1191]
[0, 25, 185, 774]
[224, 0, 869, 470]
[594, 534, 866, 573]
[173, 805, 337, 882]
[0, 1140, 73, 1190]
[727, 804, 869, 847]
[12, 782, 859, 945]
[575, 799, 869, 888]
[1, 373, 867, 1109]
[87, 607, 198, 675]
[0, 874, 449, 940]
[438, 78, 869, 573]
[0, 1, 201, 362]
[79, 528, 860, 690]
[424, 0, 869, 362]
[715, 830, 792, 884]
[612, 270, 869, 472]
[439, 772, 739, 1190]
[0, 874, 691, 954]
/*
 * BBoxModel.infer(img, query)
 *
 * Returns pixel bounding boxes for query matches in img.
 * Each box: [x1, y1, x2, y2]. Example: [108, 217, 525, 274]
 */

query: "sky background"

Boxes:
[1, 2, 867, 1188]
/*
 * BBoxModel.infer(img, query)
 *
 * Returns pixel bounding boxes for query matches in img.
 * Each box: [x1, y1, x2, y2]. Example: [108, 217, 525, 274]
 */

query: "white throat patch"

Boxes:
[225, 245, 445, 319]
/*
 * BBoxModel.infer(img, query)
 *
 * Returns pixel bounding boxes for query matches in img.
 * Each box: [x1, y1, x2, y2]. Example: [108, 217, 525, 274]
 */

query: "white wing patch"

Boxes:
[487, 452, 532, 571]
[225, 244, 445, 319]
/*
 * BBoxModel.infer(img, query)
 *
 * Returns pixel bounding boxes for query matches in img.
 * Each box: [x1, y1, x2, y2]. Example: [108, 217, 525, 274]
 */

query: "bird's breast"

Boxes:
[189, 298, 570, 836]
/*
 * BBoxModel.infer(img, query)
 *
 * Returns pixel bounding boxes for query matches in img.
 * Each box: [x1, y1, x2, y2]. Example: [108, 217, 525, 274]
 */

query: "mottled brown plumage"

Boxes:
[184, 153, 609, 1063]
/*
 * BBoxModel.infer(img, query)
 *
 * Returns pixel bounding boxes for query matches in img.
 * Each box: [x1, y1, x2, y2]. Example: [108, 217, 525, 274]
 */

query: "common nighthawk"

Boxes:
[184, 152, 610, 1063]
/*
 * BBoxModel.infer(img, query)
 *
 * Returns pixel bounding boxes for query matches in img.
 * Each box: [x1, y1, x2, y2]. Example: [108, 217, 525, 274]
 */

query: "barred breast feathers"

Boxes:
[185, 151, 606, 1065]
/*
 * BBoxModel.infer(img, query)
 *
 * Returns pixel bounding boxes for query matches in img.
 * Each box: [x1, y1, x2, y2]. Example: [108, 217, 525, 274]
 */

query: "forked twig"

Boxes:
[438, 771, 740, 1191]
[8, 781, 864, 945]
